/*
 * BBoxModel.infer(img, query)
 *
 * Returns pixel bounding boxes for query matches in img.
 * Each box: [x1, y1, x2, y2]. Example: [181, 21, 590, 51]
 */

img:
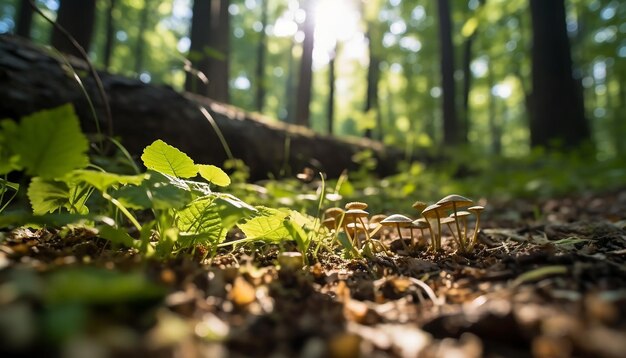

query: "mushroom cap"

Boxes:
[449, 210, 471, 218]
[322, 217, 336, 230]
[411, 200, 428, 212]
[324, 207, 344, 219]
[344, 209, 369, 218]
[436, 194, 473, 209]
[345, 201, 368, 210]
[380, 214, 413, 227]
[440, 217, 457, 225]
[468, 205, 485, 213]
[412, 218, 430, 229]
[422, 203, 445, 217]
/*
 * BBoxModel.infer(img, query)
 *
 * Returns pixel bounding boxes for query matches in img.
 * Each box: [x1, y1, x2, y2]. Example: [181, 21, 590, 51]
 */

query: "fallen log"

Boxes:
[0, 35, 405, 180]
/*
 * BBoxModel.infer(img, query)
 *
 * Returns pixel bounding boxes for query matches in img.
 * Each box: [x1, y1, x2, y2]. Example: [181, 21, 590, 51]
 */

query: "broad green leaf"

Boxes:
[141, 140, 197, 178]
[214, 193, 257, 229]
[15, 104, 89, 179]
[98, 225, 140, 249]
[283, 219, 310, 254]
[27, 177, 89, 215]
[155, 227, 179, 257]
[0, 119, 21, 174]
[176, 197, 222, 234]
[111, 171, 192, 210]
[239, 207, 290, 241]
[73, 170, 145, 192]
[197, 164, 231, 187]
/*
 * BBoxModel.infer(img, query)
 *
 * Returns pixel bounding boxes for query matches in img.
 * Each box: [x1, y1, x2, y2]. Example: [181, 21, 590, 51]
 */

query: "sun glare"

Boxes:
[313, 0, 364, 68]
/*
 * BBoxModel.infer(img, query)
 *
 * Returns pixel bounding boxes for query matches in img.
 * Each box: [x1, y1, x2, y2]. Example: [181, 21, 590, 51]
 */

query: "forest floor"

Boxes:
[1, 189, 626, 358]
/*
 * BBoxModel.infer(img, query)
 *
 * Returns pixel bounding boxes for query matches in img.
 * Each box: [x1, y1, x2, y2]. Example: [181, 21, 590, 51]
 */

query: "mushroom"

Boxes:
[380, 214, 413, 252]
[436, 195, 473, 251]
[324, 207, 344, 231]
[421, 203, 446, 251]
[412, 218, 430, 246]
[345, 201, 368, 211]
[344, 208, 369, 250]
[440, 216, 462, 250]
[467, 205, 485, 250]
[412, 200, 428, 213]
[450, 210, 471, 236]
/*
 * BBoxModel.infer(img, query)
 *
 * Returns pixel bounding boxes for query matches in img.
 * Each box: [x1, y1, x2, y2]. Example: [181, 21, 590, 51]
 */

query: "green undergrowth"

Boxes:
[1, 104, 624, 263]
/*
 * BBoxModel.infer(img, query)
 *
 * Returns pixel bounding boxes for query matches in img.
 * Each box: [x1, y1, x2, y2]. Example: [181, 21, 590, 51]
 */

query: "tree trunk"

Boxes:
[207, 0, 230, 103]
[185, 0, 212, 95]
[103, 0, 117, 70]
[529, 0, 590, 149]
[15, 0, 34, 38]
[0, 35, 408, 180]
[363, 28, 381, 140]
[436, 0, 459, 146]
[50, 0, 97, 57]
[134, 0, 151, 75]
[295, 0, 315, 127]
[326, 43, 337, 135]
[284, 40, 297, 122]
[254, 0, 269, 112]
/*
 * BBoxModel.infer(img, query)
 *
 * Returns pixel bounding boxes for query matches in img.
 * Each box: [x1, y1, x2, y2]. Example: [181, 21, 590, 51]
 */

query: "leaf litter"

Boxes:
[1, 190, 626, 357]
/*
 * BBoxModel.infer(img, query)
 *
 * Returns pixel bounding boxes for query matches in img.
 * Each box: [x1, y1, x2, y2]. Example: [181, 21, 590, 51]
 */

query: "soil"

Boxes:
[1, 190, 625, 358]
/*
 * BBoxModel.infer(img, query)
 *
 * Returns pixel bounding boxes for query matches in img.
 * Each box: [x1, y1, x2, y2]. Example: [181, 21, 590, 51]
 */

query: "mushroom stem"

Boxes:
[395, 223, 409, 251]
[452, 202, 466, 252]
[470, 213, 482, 250]
[357, 216, 372, 249]
[435, 212, 442, 251]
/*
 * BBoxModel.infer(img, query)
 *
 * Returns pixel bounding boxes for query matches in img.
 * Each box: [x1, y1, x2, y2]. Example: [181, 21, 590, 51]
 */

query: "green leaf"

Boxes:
[98, 225, 141, 249]
[27, 177, 90, 215]
[0, 119, 21, 174]
[14, 104, 89, 179]
[175, 197, 224, 240]
[283, 219, 310, 254]
[238, 207, 290, 241]
[73, 170, 145, 192]
[141, 140, 197, 178]
[111, 171, 192, 210]
[197, 164, 231, 187]
[214, 193, 257, 229]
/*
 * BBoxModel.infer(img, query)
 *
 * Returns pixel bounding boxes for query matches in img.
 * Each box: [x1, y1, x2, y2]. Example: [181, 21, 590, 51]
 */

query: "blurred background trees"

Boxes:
[0, 0, 624, 159]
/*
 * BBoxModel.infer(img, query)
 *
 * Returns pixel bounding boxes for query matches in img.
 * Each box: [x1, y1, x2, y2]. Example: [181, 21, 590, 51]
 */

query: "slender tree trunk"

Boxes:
[15, 0, 34, 38]
[295, 0, 316, 127]
[436, 0, 459, 146]
[103, 0, 117, 70]
[207, 0, 230, 102]
[529, 0, 589, 149]
[185, 0, 212, 95]
[487, 63, 501, 154]
[134, 0, 151, 75]
[254, 0, 269, 112]
[50, 0, 97, 57]
[284, 40, 297, 122]
[363, 28, 381, 140]
[460, 36, 473, 144]
[326, 43, 337, 135]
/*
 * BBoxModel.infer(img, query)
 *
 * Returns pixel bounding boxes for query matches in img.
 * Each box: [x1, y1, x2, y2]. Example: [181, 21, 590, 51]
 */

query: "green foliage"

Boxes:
[141, 139, 198, 178]
[27, 176, 90, 215]
[198, 164, 231, 187]
[8, 105, 89, 179]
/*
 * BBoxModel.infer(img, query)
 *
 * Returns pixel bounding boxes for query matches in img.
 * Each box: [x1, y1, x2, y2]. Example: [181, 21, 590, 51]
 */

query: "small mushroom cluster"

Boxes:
[417, 194, 484, 252]
[322, 194, 484, 256]
[322, 202, 390, 258]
